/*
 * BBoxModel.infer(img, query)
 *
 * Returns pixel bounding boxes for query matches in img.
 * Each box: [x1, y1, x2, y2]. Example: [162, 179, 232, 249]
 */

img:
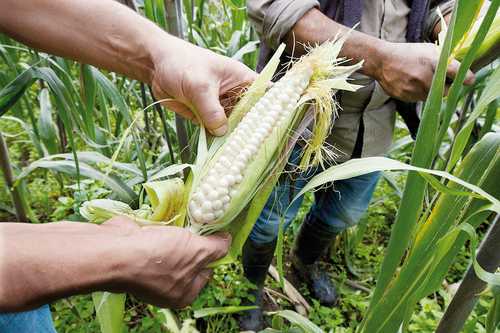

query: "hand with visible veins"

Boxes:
[285, 8, 475, 102]
[0, 217, 231, 311]
[375, 42, 475, 102]
[150, 40, 256, 135]
[0, 0, 256, 136]
[106, 217, 231, 309]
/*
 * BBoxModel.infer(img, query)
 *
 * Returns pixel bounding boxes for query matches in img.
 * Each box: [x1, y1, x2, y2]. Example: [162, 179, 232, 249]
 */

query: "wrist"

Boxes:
[363, 38, 388, 81]
[96, 222, 144, 293]
[122, 20, 176, 85]
[52, 222, 136, 295]
[145, 32, 193, 85]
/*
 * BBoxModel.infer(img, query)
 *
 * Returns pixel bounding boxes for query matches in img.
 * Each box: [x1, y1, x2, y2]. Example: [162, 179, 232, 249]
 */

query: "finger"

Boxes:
[195, 232, 232, 268]
[190, 84, 228, 136]
[446, 59, 460, 81]
[446, 59, 476, 86]
[412, 87, 428, 102]
[182, 269, 213, 306]
[162, 100, 198, 123]
[463, 69, 475, 86]
[219, 62, 257, 94]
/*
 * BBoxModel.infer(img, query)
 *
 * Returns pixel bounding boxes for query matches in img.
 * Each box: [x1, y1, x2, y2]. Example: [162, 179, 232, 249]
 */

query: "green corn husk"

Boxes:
[81, 178, 185, 226]
[187, 37, 362, 235]
[453, 6, 500, 61]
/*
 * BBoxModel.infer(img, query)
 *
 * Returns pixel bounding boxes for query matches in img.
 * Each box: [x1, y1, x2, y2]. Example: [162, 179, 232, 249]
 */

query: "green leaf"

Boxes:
[37, 89, 60, 155]
[292, 157, 499, 212]
[360, 132, 499, 332]
[447, 65, 500, 170]
[436, 0, 499, 152]
[149, 163, 192, 181]
[486, 286, 500, 333]
[193, 305, 257, 318]
[367, 0, 465, 310]
[92, 292, 126, 333]
[90, 67, 131, 123]
[45, 151, 143, 177]
[0, 67, 34, 117]
[450, 0, 485, 49]
[16, 159, 137, 204]
[267, 310, 324, 333]
[80, 64, 98, 140]
[458, 223, 500, 285]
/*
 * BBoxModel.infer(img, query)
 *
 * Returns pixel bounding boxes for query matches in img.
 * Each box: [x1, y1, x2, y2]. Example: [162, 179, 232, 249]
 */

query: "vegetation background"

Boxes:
[0, 0, 498, 332]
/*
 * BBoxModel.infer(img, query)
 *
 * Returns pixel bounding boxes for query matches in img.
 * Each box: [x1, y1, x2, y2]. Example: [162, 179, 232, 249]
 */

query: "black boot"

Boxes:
[292, 214, 339, 306]
[238, 238, 277, 332]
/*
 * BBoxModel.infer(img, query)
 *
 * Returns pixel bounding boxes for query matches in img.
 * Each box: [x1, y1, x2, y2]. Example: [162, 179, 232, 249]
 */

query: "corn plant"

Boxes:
[349, 1, 499, 331]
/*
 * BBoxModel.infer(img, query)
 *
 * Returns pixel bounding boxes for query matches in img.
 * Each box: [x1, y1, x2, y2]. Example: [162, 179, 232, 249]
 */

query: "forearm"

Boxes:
[0, 0, 180, 84]
[0, 222, 131, 311]
[285, 9, 385, 79]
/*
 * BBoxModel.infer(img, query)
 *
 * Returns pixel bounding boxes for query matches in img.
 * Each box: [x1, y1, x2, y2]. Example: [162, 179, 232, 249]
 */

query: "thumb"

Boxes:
[191, 84, 228, 136]
[463, 68, 475, 86]
[196, 232, 232, 267]
[446, 59, 475, 86]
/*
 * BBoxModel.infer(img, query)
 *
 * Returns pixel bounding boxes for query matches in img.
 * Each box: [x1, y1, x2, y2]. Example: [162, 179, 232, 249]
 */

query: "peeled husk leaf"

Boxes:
[80, 177, 186, 226]
[143, 178, 185, 223]
[80, 199, 135, 224]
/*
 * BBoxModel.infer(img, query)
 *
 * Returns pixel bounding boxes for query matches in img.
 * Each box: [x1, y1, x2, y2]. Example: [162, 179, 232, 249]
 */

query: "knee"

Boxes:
[249, 216, 281, 244]
[313, 197, 367, 232]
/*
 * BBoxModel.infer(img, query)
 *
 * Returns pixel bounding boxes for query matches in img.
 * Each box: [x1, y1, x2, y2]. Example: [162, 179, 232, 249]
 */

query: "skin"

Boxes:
[0, 0, 255, 311]
[0, 0, 256, 136]
[0, 217, 231, 311]
[285, 8, 476, 102]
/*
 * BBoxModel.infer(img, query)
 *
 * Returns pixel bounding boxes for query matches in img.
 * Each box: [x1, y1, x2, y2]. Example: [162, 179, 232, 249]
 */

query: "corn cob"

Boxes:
[188, 68, 312, 224]
[187, 38, 362, 233]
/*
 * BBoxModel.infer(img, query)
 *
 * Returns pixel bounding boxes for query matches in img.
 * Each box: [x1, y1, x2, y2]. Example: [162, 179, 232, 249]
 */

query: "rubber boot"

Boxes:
[292, 214, 339, 306]
[238, 238, 277, 332]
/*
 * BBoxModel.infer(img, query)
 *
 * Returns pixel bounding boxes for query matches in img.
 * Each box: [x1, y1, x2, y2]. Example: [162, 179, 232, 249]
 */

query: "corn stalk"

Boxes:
[435, 216, 500, 333]
[0, 131, 28, 221]
[354, 1, 500, 330]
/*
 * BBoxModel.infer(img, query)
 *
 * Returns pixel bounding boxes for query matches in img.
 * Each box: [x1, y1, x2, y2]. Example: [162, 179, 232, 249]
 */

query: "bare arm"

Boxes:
[284, 9, 383, 80]
[0, 218, 230, 311]
[284, 8, 475, 102]
[0, 0, 256, 135]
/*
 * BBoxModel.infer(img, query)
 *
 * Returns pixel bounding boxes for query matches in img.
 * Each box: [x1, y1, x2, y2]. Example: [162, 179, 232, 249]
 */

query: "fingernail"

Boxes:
[221, 232, 232, 241]
[212, 124, 227, 136]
